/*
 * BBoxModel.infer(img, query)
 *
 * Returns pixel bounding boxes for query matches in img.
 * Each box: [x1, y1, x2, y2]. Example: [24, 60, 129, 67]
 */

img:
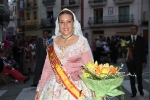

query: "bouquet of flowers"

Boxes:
[120, 40, 134, 61]
[80, 61, 125, 100]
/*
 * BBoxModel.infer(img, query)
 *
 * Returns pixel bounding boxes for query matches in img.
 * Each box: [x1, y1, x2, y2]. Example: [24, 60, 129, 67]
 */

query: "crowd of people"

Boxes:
[0, 35, 38, 83]
[93, 34, 148, 64]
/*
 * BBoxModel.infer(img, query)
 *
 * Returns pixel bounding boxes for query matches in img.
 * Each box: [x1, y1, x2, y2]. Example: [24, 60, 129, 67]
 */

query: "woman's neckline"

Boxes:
[53, 36, 81, 49]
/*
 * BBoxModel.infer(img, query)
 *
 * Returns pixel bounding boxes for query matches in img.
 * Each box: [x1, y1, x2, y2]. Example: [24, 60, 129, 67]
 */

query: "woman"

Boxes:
[23, 41, 30, 75]
[35, 8, 94, 100]
[29, 39, 36, 74]
[5, 50, 19, 70]
[12, 39, 21, 70]
[0, 49, 29, 83]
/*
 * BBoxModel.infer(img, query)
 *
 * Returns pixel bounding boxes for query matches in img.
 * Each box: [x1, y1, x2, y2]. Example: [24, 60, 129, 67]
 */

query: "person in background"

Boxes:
[5, 50, 19, 70]
[102, 42, 111, 62]
[0, 49, 29, 83]
[110, 35, 119, 64]
[12, 39, 21, 71]
[22, 41, 30, 75]
[4, 38, 10, 50]
[31, 30, 49, 87]
[95, 37, 103, 63]
[93, 38, 97, 61]
[125, 25, 147, 97]
[29, 39, 36, 74]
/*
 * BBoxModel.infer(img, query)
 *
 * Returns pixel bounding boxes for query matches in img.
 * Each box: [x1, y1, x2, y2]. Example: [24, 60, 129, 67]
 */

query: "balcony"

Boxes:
[88, 0, 107, 7]
[0, 0, 10, 25]
[42, 0, 56, 6]
[88, 14, 134, 27]
[62, 0, 80, 8]
[41, 18, 56, 28]
[142, 11, 148, 26]
[113, 0, 134, 5]
[23, 19, 38, 26]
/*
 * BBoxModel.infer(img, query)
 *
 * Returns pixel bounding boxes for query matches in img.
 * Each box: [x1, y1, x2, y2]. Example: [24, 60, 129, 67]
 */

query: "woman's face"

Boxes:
[59, 14, 74, 36]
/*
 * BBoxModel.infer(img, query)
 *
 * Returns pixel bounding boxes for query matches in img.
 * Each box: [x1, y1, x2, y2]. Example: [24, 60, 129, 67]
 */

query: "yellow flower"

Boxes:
[82, 70, 90, 78]
[85, 61, 97, 73]
[121, 40, 126, 46]
[103, 63, 109, 68]
[99, 67, 110, 77]
[85, 61, 94, 69]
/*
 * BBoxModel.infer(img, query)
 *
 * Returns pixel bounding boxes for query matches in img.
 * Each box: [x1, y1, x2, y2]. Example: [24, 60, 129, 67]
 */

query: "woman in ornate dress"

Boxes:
[35, 8, 94, 100]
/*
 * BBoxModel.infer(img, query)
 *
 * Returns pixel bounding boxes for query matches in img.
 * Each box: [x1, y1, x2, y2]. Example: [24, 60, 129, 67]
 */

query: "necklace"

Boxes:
[61, 34, 73, 43]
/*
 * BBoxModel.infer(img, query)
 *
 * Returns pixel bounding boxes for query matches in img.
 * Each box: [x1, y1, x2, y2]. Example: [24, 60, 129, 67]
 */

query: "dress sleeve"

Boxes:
[80, 38, 93, 64]
[36, 53, 54, 92]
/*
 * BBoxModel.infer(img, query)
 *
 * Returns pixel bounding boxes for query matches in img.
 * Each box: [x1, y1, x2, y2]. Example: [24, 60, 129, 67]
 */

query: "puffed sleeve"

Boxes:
[36, 53, 54, 92]
[80, 37, 93, 64]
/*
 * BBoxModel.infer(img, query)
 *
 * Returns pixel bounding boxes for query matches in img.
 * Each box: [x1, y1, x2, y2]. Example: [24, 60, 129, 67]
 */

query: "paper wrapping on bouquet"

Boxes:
[80, 75, 124, 100]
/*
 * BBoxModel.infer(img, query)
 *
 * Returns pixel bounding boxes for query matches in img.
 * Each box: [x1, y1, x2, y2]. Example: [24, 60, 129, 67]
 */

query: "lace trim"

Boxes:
[53, 36, 89, 65]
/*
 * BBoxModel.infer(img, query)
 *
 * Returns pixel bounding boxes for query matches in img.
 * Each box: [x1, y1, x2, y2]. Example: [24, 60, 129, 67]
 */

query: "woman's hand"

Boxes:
[35, 91, 41, 100]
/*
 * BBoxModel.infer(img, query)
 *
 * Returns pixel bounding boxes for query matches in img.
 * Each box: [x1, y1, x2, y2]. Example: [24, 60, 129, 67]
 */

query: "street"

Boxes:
[0, 57, 149, 100]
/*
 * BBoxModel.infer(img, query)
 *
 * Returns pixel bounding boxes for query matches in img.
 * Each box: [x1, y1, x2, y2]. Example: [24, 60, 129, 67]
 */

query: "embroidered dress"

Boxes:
[37, 36, 94, 100]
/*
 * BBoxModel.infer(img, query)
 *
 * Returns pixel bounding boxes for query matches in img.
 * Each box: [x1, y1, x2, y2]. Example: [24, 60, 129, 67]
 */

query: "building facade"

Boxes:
[22, 0, 148, 46]
[7, 0, 17, 39]
[23, 0, 61, 38]
[16, 0, 24, 36]
[83, 0, 148, 45]
[0, 0, 9, 42]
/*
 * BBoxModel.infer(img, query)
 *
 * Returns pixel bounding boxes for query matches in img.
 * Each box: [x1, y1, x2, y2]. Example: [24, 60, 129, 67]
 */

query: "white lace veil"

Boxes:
[54, 8, 93, 60]
[55, 8, 83, 37]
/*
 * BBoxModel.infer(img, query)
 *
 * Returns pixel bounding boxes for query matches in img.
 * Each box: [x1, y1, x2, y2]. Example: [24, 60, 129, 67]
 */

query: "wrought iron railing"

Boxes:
[62, 0, 80, 6]
[113, 0, 134, 4]
[88, 0, 107, 4]
[41, 18, 56, 27]
[23, 19, 38, 26]
[42, 0, 56, 4]
[88, 14, 134, 25]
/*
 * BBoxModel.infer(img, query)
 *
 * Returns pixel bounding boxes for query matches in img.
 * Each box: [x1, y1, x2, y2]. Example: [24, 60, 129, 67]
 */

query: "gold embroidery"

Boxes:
[60, 46, 66, 59]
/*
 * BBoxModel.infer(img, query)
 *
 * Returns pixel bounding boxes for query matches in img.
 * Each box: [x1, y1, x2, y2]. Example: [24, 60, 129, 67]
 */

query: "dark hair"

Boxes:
[30, 39, 35, 43]
[58, 10, 74, 21]
[43, 30, 48, 34]
[131, 25, 138, 30]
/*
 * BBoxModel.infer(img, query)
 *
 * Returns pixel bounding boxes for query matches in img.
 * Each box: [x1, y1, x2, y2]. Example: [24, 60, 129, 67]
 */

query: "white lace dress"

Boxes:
[38, 36, 94, 100]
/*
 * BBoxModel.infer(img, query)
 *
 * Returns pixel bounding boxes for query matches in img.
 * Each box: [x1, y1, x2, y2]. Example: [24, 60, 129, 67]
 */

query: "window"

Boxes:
[33, 12, 37, 19]
[14, 6, 16, 12]
[33, 0, 37, 6]
[69, 0, 75, 4]
[94, 8, 103, 24]
[26, 13, 30, 20]
[17, 18, 23, 27]
[108, 7, 113, 15]
[27, 0, 30, 7]
[20, 0, 24, 10]
[119, 6, 129, 22]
